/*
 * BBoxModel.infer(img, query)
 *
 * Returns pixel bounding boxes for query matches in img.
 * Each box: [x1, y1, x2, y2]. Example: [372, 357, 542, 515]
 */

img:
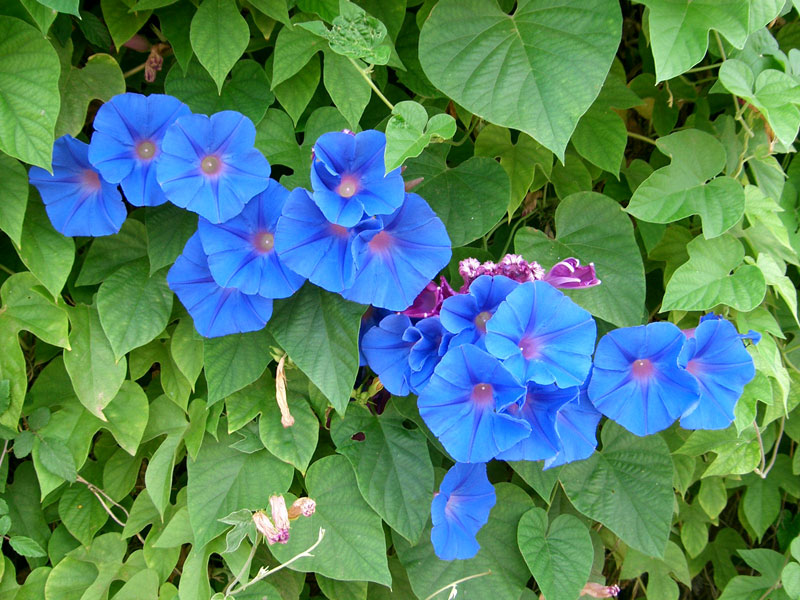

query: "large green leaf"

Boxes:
[272, 24, 326, 87]
[661, 234, 767, 312]
[0, 16, 61, 169]
[330, 404, 434, 544]
[58, 485, 107, 546]
[76, 218, 148, 286]
[203, 329, 272, 405]
[626, 130, 745, 239]
[1, 272, 69, 348]
[100, 0, 151, 50]
[515, 192, 646, 327]
[322, 50, 371, 130]
[189, 0, 249, 93]
[144, 203, 197, 275]
[103, 380, 149, 456]
[269, 284, 364, 414]
[636, 0, 783, 81]
[96, 259, 172, 360]
[18, 195, 74, 298]
[35, 0, 79, 17]
[405, 150, 510, 246]
[164, 59, 273, 125]
[560, 421, 674, 557]
[517, 508, 593, 600]
[418, 0, 621, 158]
[63, 305, 127, 420]
[395, 483, 533, 600]
[268, 454, 391, 586]
[187, 430, 294, 549]
[273, 54, 320, 125]
[54, 50, 125, 138]
[0, 153, 28, 247]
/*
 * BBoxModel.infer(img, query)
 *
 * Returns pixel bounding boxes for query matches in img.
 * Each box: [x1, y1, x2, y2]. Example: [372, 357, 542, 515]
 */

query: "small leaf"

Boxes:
[189, 0, 249, 93]
[203, 329, 272, 406]
[17, 200, 74, 298]
[144, 203, 198, 275]
[384, 101, 456, 171]
[57, 485, 107, 545]
[9, 535, 46, 557]
[101, 0, 152, 49]
[36, 436, 77, 482]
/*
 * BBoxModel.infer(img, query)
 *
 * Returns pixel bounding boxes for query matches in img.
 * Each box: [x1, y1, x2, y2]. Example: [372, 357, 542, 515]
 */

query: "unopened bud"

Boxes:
[288, 497, 316, 519]
[580, 582, 620, 598]
[276, 355, 294, 428]
[270, 495, 290, 541]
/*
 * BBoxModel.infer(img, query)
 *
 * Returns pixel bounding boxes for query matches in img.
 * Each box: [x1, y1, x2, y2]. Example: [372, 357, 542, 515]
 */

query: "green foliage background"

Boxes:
[0, 0, 799, 598]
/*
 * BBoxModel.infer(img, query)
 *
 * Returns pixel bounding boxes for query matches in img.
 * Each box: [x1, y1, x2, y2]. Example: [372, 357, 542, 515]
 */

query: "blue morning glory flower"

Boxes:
[342, 193, 452, 311]
[484, 281, 596, 388]
[588, 322, 700, 436]
[28, 135, 127, 237]
[358, 306, 391, 366]
[418, 344, 529, 463]
[544, 377, 602, 468]
[310, 130, 405, 227]
[439, 275, 519, 350]
[431, 462, 496, 561]
[404, 316, 451, 394]
[275, 188, 380, 293]
[167, 233, 273, 338]
[156, 111, 270, 223]
[361, 314, 414, 396]
[196, 179, 306, 299]
[678, 315, 756, 430]
[88, 93, 191, 207]
[495, 383, 578, 462]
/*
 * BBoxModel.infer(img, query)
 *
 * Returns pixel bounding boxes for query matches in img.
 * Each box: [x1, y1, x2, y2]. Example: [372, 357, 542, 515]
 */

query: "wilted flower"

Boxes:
[543, 258, 601, 289]
[89, 92, 191, 207]
[269, 494, 290, 542]
[430, 462, 496, 560]
[588, 322, 700, 436]
[253, 510, 286, 545]
[288, 497, 316, 519]
[157, 110, 270, 223]
[28, 135, 127, 237]
[310, 130, 405, 226]
[401, 276, 455, 319]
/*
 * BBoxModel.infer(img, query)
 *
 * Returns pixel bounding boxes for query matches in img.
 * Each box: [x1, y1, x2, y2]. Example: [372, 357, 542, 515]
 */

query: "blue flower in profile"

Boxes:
[310, 130, 405, 227]
[588, 322, 700, 436]
[496, 383, 578, 462]
[88, 93, 190, 207]
[157, 111, 270, 223]
[167, 233, 273, 338]
[275, 188, 380, 292]
[485, 281, 596, 388]
[404, 316, 451, 394]
[418, 344, 529, 463]
[439, 275, 519, 350]
[197, 179, 305, 299]
[361, 314, 414, 396]
[342, 193, 452, 310]
[544, 377, 602, 468]
[28, 135, 126, 237]
[678, 315, 756, 430]
[431, 462, 496, 560]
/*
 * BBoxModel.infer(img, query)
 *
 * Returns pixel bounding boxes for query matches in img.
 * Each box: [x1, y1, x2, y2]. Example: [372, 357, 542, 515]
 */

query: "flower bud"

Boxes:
[270, 495, 290, 540]
[288, 497, 316, 520]
[252, 510, 287, 545]
[580, 582, 620, 598]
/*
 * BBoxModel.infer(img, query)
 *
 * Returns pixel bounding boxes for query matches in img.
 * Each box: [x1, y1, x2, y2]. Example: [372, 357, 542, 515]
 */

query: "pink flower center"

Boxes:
[368, 231, 393, 253]
[253, 232, 274, 254]
[471, 383, 494, 406]
[632, 358, 654, 379]
[337, 175, 359, 198]
[200, 155, 222, 175]
[686, 359, 703, 376]
[330, 224, 349, 238]
[82, 169, 101, 190]
[518, 336, 540, 359]
[136, 140, 156, 160]
[474, 311, 492, 333]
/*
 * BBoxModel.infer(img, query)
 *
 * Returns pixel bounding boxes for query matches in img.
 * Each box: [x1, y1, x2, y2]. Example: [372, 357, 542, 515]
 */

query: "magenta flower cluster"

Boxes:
[28, 93, 452, 338]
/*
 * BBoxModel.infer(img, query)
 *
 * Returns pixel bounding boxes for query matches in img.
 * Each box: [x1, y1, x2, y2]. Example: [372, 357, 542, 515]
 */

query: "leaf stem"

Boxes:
[347, 58, 394, 111]
[753, 420, 767, 476]
[627, 131, 657, 145]
[423, 570, 492, 600]
[223, 535, 260, 597]
[684, 62, 723, 73]
[76, 475, 145, 544]
[123, 63, 147, 79]
[226, 528, 326, 597]
[0, 264, 15, 276]
[761, 416, 785, 479]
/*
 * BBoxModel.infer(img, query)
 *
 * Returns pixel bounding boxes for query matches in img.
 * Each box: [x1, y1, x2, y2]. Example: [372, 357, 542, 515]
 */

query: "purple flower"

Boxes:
[588, 322, 700, 436]
[543, 258, 601, 289]
[495, 383, 578, 462]
[544, 376, 602, 468]
[342, 193, 452, 311]
[418, 344, 529, 463]
[28, 135, 126, 237]
[401, 277, 455, 319]
[458, 254, 545, 291]
[430, 462, 496, 560]
[196, 179, 305, 299]
[275, 188, 379, 293]
[156, 111, 270, 223]
[167, 233, 273, 338]
[439, 275, 519, 350]
[484, 281, 596, 388]
[310, 130, 405, 227]
[361, 314, 414, 396]
[678, 315, 756, 430]
[88, 93, 191, 207]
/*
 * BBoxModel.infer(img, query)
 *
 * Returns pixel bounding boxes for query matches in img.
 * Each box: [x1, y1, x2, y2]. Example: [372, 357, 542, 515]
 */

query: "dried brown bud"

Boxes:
[276, 355, 294, 427]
